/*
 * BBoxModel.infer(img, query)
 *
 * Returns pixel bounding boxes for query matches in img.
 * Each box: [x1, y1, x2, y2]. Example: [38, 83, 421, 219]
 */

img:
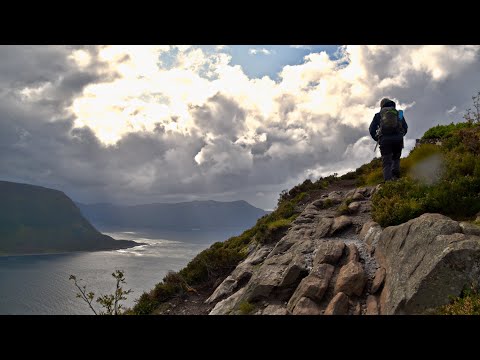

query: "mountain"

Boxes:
[0, 181, 138, 255]
[76, 200, 269, 231]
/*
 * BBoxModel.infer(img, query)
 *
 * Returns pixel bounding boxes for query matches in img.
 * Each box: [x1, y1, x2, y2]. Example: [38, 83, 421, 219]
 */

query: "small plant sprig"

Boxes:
[69, 270, 132, 315]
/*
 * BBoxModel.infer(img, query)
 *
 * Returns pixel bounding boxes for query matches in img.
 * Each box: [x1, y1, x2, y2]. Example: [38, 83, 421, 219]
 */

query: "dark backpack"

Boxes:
[379, 106, 403, 136]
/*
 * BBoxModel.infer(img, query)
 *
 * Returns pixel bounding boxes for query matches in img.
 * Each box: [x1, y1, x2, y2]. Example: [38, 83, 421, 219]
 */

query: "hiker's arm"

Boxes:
[402, 116, 408, 135]
[369, 114, 379, 141]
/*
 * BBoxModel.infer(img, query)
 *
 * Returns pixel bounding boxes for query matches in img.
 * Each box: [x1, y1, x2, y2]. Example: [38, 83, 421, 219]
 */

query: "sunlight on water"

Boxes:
[0, 228, 242, 315]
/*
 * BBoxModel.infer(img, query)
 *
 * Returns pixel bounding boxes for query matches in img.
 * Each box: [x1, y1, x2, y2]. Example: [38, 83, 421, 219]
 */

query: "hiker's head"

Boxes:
[380, 98, 396, 108]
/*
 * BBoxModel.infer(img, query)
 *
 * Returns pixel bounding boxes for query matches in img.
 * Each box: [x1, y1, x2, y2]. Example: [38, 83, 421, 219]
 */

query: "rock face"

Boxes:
[376, 213, 480, 315]
[207, 184, 480, 317]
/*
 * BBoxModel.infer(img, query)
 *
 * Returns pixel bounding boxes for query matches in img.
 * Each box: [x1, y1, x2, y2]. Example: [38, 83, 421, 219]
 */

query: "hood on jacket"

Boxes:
[380, 98, 396, 108]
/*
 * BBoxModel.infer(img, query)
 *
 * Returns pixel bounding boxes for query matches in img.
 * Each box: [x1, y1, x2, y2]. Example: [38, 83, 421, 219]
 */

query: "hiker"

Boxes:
[369, 98, 408, 181]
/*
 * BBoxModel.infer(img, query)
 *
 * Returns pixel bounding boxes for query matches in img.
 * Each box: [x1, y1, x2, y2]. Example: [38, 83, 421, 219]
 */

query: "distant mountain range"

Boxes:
[76, 200, 269, 231]
[0, 181, 138, 255]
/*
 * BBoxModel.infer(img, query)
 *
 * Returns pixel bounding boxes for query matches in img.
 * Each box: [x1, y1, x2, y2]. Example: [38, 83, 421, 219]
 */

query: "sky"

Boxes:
[0, 45, 479, 210]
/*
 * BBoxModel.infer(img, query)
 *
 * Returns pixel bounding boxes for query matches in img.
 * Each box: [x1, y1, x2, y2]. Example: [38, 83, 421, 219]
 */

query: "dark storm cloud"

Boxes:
[191, 93, 247, 139]
[1, 45, 480, 210]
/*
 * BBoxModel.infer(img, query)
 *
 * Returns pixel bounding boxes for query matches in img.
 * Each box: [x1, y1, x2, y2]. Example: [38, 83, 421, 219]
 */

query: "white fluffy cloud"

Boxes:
[248, 48, 274, 55]
[2, 45, 480, 209]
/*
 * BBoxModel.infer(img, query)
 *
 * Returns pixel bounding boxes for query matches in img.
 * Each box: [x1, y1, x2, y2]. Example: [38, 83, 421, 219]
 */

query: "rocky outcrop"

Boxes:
[207, 184, 480, 317]
[371, 267, 386, 294]
[346, 243, 359, 263]
[261, 304, 290, 315]
[460, 222, 480, 236]
[348, 202, 361, 213]
[376, 213, 480, 314]
[330, 215, 352, 235]
[205, 245, 269, 304]
[209, 287, 247, 315]
[292, 297, 323, 315]
[334, 261, 367, 297]
[287, 264, 334, 311]
[324, 292, 349, 315]
[360, 221, 382, 255]
[313, 241, 345, 266]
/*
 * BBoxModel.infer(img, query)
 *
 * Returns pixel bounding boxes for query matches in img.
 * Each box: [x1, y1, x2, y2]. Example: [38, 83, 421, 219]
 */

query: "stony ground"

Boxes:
[155, 179, 382, 315]
[155, 178, 480, 315]
[155, 180, 362, 315]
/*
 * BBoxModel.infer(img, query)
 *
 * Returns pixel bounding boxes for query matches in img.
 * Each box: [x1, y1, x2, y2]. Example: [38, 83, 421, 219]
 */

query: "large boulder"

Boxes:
[287, 264, 334, 311]
[376, 213, 480, 314]
[209, 287, 247, 315]
[334, 261, 367, 296]
[329, 215, 352, 235]
[324, 292, 349, 315]
[327, 192, 343, 204]
[352, 191, 365, 201]
[348, 201, 361, 213]
[346, 243, 359, 263]
[292, 297, 323, 315]
[314, 217, 334, 238]
[313, 240, 345, 266]
[262, 304, 290, 315]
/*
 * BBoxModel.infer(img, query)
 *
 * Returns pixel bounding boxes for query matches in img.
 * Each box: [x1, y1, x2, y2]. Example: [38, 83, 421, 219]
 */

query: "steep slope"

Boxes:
[77, 200, 268, 231]
[207, 187, 480, 315]
[131, 118, 480, 315]
[0, 181, 138, 255]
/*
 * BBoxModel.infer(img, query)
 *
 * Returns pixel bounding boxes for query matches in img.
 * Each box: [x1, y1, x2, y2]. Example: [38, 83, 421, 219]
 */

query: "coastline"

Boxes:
[0, 240, 146, 258]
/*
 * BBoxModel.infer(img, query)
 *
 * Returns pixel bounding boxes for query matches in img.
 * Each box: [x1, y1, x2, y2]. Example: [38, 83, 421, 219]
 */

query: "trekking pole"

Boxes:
[374, 127, 380, 153]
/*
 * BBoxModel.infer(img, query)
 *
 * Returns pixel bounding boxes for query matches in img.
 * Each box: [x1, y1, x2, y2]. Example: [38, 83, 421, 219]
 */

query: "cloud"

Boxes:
[290, 45, 312, 50]
[1, 45, 480, 210]
[248, 48, 274, 55]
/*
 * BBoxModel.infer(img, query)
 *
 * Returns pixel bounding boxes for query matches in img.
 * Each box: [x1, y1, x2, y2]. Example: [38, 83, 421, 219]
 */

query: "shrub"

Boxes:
[354, 157, 383, 186]
[400, 144, 442, 175]
[238, 301, 255, 315]
[370, 112, 480, 228]
[421, 122, 474, 140]
[372, 178, 427, 227]
[336, 203, 350, 216]
[437, 284, 480, 315]
[132, 292, 159, 315]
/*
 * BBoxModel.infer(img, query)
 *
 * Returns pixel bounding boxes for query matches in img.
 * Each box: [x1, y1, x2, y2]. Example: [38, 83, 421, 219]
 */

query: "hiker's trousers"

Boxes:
[380, 140, 403, 181]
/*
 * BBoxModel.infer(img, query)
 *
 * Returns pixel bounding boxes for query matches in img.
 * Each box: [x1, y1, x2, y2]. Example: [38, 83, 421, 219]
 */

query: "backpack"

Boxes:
[379, 106, 404, 136]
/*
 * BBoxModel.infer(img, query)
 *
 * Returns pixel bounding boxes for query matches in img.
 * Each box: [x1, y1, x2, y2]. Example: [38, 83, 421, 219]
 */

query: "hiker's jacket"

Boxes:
[369, 100, 408, 146]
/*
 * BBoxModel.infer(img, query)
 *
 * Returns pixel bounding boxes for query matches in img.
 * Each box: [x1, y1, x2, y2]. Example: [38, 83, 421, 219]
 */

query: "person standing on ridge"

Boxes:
[369, 98, 408, 181]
